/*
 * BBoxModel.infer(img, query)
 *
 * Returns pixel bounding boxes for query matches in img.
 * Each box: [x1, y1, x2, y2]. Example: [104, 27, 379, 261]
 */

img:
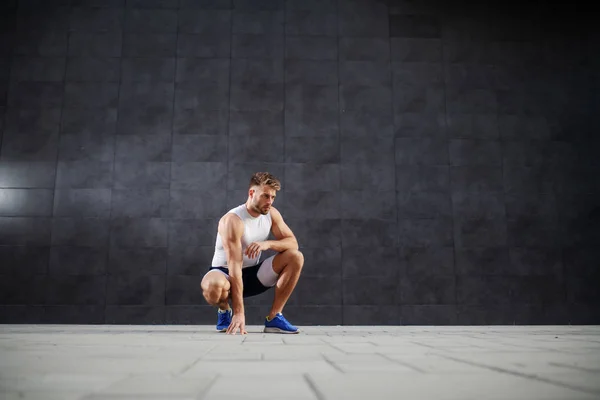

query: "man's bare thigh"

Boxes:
[271, 249, 303, 274]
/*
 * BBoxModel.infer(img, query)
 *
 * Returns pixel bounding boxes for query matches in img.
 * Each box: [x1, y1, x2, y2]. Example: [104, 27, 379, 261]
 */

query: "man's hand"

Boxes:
[226, 313, 247, 335]
[245, 241, 269, 259]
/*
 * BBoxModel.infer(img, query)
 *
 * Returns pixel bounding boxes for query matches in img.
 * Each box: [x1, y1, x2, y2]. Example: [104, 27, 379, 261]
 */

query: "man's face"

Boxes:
[250, 185, 276, 215]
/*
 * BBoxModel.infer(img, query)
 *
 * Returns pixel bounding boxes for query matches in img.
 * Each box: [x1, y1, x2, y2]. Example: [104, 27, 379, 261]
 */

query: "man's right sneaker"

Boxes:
[216, 308, 232, 332]
[264, 313, 299, 334]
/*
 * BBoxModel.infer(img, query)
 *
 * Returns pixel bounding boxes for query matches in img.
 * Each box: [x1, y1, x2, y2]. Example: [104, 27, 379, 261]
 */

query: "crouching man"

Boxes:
[200, 172, 303, 334]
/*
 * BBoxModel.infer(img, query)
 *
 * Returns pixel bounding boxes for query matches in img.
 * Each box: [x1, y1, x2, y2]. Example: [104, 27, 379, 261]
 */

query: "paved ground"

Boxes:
[0, 324, 599, 399]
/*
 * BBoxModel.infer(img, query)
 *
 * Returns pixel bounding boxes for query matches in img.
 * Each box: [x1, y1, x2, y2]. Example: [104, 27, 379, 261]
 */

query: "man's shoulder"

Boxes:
[269, 206, 283, 220]
[219, 204, 242, 220]
[219, 212, 244, 230]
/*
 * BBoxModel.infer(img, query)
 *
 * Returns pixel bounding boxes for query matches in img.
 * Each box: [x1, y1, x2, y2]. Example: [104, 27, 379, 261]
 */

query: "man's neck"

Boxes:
[245, 202, 260, 218]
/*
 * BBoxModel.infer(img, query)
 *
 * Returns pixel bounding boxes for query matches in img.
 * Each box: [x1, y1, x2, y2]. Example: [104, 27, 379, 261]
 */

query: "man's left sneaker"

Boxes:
[264, 312, 299, 334]
[216, 308, 232, 332]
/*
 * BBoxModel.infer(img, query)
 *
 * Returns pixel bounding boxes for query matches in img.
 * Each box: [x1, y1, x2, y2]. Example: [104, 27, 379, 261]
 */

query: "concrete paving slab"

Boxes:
[202, 350, 262, 361]
[306, 371, 599, 400]
[440, 352, 600, 374]
[1, 325, 598, 400]
[383, 354, 491, 373]
[3, 392, 87, 400]
[97, 376, 214, 396]
[204, 375, 316, 400]
[180, 360, 342, 377]
[0, 374, 121, 392]
[261, 345, 343, 360]
[536, 373, 600, 393]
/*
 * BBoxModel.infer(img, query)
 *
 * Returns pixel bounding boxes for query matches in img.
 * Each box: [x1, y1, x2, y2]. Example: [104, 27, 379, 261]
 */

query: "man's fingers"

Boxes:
[227, 321, 245, 335]
[227, 325, 236, 335]
[245, 243, 261, 258]
[225, 319, 246, 335]
[226, 322, 238, 335]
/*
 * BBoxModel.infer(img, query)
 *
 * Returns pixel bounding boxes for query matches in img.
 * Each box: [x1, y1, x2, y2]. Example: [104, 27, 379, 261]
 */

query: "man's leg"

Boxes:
[201, 270, 234, 331]
[268, 249, 304, 320]
[201, 270, 231, 310]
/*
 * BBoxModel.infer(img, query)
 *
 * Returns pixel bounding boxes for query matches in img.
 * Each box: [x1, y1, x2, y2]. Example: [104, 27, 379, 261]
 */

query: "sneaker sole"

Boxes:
[263, 327, 299, 334]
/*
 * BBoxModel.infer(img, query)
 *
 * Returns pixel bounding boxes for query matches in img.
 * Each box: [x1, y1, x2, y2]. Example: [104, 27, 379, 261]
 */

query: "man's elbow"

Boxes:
[290, 236, 299, 250]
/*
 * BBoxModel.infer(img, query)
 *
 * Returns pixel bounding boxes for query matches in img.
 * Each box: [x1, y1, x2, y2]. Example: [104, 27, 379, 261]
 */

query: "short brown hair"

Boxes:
[249, 172, 281, 190]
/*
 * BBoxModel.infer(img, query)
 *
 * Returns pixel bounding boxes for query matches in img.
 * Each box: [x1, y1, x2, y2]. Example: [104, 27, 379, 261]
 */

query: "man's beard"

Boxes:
[253, 201, 269, 215]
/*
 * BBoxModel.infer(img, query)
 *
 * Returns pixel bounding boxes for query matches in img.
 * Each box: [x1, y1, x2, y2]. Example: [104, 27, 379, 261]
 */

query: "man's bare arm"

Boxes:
[266, 206, 298, 252]
[220, 214, 245, 316]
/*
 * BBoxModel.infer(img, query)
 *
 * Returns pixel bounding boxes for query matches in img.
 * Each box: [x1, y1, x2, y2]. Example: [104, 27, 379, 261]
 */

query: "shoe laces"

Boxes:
[275, 313, 294, 328]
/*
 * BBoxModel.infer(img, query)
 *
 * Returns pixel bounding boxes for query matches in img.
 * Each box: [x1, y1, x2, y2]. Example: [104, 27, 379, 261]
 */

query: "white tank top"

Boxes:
[211, 204, 272, 268]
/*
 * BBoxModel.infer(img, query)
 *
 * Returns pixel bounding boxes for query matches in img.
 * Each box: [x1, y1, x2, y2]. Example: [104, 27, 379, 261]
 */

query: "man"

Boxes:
[200, 172, 304, 335]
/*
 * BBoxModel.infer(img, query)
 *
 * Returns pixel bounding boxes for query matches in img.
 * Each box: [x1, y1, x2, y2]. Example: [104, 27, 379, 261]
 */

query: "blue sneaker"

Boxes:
[264, 313, 299, 334]
[216, 309, 232, 332]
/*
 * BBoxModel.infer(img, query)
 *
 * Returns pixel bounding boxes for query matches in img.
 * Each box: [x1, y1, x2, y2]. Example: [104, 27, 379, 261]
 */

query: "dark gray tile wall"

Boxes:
[0, 0, 598, 325]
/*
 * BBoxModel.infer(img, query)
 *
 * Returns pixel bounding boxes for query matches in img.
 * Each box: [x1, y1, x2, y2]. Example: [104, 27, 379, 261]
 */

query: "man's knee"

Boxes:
[285, 248, 304, 268]
[202, 281, 228, 305]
